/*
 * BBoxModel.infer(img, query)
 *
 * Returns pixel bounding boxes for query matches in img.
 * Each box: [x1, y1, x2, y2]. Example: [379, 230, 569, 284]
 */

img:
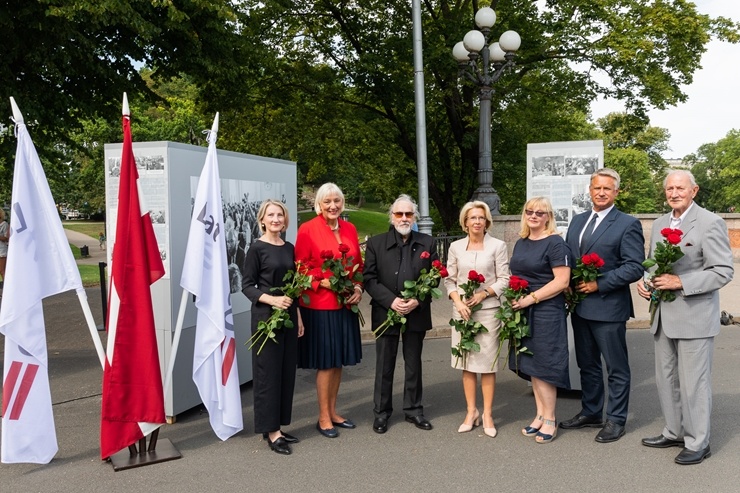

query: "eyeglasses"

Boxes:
[524, 210, 547, 218]
[392, 211, 415, 218]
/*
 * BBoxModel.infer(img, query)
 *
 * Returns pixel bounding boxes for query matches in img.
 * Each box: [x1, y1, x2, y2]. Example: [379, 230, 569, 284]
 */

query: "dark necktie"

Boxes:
[580, 213, 598, 254]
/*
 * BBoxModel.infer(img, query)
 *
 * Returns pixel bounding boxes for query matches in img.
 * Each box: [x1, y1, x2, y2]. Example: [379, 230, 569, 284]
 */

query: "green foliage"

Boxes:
[689, 129, 740, 212]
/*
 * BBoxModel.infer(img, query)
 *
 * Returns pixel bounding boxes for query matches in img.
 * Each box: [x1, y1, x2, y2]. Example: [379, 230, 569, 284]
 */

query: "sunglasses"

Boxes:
[524, 209, 547, 218]
[392, 211, 415, 218]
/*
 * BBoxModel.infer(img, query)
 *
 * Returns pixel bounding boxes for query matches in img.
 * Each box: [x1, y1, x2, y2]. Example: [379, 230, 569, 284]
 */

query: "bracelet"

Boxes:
[530, 292, 539, 304]
[354, 285, 363, 293]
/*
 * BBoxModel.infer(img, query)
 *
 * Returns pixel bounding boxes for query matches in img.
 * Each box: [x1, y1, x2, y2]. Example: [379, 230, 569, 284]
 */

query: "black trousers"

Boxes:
[373, 330, 426, 419]
[571, 312, 631, 425]
[251, 322, 298, 433]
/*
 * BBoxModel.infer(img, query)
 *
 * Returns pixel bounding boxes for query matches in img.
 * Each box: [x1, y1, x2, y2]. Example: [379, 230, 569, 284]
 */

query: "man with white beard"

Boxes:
[363, 194, 440, 434]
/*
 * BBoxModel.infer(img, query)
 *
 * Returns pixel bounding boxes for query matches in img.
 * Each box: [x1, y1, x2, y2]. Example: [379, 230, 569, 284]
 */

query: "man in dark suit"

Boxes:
[637, 170, 733, 465]
[561, 168, 645, 442]
[364, 195, 438, 434]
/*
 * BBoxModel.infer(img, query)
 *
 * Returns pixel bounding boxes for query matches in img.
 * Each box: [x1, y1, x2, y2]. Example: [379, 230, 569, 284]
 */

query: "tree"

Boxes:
[1, 0, 251, 202]
[215, 0, 738, 229]
[688, 129, 740, 212]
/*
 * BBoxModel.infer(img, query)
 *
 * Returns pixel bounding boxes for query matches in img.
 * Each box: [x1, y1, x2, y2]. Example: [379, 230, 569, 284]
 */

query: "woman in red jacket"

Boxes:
[295, 183, 363, 438]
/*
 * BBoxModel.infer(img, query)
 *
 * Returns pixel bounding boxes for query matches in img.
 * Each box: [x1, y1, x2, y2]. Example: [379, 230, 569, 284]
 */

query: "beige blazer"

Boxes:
[444, 233, 510, 309]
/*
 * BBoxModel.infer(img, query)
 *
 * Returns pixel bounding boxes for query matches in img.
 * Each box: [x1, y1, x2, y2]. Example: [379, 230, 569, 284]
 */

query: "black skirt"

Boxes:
[297, 307, 362, 369]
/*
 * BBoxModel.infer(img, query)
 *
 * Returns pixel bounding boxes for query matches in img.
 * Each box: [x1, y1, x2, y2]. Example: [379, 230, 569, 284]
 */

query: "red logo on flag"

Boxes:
[221, 337, 236, 386]
[2, 361, 40, 420]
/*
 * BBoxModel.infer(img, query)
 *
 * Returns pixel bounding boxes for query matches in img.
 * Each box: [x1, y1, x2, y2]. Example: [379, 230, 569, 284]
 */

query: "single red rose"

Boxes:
[581, 254, 593, 266]
[468, 270, 479, 281]
[439, 267, 449, 278]
[666, 233, 682, 245]
[477, 274, 485, 283]
[320, 250, 334, 260]
[432, 259, 442, 269]
[660, 228, 673, 237]
[594, 256, 605, 268]
[673, 229, 683, 237]
[338, 243, 350, 254]
[420, 251, 431, 259]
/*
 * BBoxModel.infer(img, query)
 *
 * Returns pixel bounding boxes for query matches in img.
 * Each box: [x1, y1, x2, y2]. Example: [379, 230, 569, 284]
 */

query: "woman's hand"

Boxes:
[346, 286, 362, 305]
[636, 279, 652, 300]
[511, 294, 534, 311]
[465, 291, 487, 307]
[270, 295, 293, 310]
[454, 299, 471, 321]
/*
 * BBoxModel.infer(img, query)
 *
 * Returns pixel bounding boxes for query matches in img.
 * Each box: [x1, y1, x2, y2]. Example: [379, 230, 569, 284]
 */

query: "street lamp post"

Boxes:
[453, 7, 520, 215]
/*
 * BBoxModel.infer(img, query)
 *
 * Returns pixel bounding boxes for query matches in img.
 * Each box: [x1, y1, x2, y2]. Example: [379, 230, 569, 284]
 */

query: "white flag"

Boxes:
[0, 116, 83, 464]
[180, 114, 243, 440]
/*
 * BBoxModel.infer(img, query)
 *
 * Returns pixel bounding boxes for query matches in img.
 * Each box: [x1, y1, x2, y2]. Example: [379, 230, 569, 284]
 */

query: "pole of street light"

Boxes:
[452, 7, 520, 215]
[412, 0, 433, 234]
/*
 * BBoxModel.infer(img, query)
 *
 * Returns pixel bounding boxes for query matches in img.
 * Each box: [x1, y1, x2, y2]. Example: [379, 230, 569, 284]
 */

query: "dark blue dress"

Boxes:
[508, 235, 571, 388]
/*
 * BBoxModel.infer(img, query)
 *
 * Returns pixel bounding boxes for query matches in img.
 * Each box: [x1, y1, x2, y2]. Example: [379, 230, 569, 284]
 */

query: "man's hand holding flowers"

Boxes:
[641, 228, 685, 323]
[565, 252, 605, 313]
[372, 251, 448, 338]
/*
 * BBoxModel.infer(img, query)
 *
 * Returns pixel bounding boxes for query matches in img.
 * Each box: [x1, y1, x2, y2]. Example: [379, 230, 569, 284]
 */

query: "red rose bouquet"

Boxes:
[450, 270, 489, 368]
[373, 252, 448, 338]
[247, 260, 313, 354]
[494, 275, 533, 370]
[565, 252, 605, 313]
[643, 228, 684, 323]
[321, 243, 365, 326]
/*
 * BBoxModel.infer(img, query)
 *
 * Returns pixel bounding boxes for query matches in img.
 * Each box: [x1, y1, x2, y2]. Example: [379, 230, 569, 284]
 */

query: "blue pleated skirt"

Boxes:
[297, 307, 363, 369]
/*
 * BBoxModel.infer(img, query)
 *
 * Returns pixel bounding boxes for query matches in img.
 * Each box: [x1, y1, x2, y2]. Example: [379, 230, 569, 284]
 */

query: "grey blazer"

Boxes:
[647, 204, 734, 338]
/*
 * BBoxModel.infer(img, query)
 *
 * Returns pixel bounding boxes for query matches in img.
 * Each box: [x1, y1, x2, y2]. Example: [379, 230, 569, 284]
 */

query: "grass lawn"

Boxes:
[298, 209, 389, 240]
[69, 243, 104, 286]
[63, 221, 106, 240]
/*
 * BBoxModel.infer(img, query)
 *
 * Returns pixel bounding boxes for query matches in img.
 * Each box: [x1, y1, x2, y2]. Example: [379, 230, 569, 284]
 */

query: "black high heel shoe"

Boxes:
[263, 431, 300, 444]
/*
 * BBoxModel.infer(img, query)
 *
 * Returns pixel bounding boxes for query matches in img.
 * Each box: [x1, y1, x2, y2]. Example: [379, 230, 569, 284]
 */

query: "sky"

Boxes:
[589, 0, 740, 159]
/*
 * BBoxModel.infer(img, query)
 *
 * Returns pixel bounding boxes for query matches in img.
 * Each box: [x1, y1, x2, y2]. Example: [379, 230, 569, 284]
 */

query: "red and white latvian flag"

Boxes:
[1, 98, 83, 463]
[180, 113, 243, 440]
[100, 94, 166, 459]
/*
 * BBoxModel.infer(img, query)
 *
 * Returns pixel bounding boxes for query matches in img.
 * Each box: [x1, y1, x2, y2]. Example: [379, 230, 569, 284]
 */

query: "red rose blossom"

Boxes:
[420, 251, 431, 259]
[320, 250, 334, 260]
[338, 243, 350, 254]
[468, 270, 480, 281]
[432, 259, 442, 269]
[439, 267, 449, 278]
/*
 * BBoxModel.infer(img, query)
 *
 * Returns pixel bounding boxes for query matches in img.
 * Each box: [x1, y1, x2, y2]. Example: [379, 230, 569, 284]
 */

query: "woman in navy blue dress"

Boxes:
[508, 197, 571, 444]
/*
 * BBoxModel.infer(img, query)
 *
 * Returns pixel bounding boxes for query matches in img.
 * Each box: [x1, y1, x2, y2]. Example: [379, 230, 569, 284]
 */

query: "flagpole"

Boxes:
[77, 289, 107, 368]
[163, 288, 189, 398]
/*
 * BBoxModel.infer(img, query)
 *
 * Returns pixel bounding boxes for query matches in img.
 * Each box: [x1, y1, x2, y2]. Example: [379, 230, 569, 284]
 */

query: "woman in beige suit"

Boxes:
[445, 201, 510, 438]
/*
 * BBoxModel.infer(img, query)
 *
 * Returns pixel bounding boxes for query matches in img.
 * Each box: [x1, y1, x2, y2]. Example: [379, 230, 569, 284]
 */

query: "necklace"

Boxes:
[328, 222, 339, 231]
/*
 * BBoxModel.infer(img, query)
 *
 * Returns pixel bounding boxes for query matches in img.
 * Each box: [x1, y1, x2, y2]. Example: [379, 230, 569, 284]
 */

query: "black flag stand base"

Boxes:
[108, 428, 182, 471]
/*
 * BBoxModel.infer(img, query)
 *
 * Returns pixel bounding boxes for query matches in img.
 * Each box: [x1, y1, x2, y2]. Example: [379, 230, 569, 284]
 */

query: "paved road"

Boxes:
[1, 236, 739, 491]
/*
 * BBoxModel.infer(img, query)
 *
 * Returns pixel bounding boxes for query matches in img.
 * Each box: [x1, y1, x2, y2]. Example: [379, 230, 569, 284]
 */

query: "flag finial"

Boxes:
[9, 97, 24, 124]
[122, 92, 130, 116]
[211, 112, 219, 134]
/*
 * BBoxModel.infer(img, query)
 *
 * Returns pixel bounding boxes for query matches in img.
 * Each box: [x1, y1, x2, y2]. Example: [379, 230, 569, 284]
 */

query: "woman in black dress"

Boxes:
[242, 199, 303, 455]
[508, 197, 571, 444]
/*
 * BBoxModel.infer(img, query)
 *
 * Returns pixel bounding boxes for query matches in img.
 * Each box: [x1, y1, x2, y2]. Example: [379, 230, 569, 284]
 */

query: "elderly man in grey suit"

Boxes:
[637, 169, 733, 465]
[561, 168, 645, 443]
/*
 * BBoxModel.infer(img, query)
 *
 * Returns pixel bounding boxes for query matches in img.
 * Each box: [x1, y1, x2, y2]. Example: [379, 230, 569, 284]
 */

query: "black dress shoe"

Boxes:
[316, 422, 339, 438]
[281, 432, 300, 444]
[405, 415, 433, 430]
[675, 446, 711, 465]
[594, 421, 625, 443]
[373, 417, 388, 434]
[332, 419, 356, 429]
[267, 436, 291, 455]
[263, 431, 300, 444]
[641, 434, 685, 448]
[559, 413, 603, 429]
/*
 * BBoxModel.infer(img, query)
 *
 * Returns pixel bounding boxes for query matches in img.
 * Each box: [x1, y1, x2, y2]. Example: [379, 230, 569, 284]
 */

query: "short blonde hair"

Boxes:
[519, 196, 558, 238]
[314, 182, 345, 215]
[458, 201, 492, 232]
[257, 199, 289, 233]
